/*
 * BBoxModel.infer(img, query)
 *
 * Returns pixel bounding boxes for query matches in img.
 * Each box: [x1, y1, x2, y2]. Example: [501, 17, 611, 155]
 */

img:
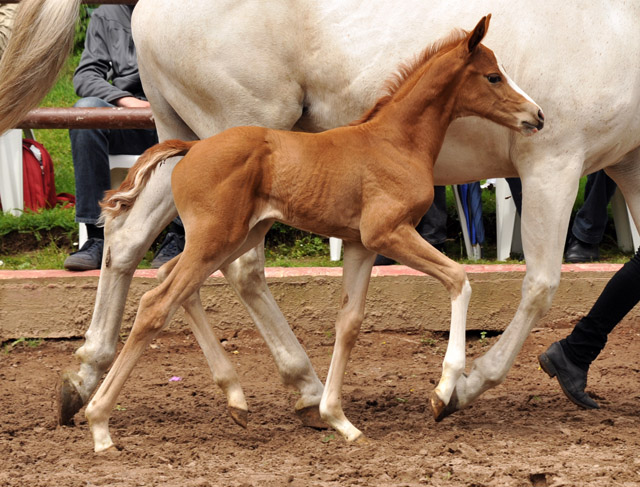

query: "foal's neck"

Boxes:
[370, 52, 464, 162]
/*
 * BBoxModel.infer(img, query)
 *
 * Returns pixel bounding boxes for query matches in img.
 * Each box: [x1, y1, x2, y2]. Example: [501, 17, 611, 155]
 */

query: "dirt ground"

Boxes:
[1, 320, 639, 487]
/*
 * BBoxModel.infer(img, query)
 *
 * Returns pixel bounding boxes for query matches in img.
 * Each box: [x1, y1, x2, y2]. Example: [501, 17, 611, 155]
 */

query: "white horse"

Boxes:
[1, 0, 640, 431]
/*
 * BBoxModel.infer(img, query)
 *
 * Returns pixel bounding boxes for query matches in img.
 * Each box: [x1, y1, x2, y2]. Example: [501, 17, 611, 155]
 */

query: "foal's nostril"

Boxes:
[538, 109, 545, 121]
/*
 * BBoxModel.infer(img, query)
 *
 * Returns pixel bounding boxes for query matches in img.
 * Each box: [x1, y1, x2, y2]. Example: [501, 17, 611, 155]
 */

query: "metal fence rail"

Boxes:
[18, 107, 155, 130]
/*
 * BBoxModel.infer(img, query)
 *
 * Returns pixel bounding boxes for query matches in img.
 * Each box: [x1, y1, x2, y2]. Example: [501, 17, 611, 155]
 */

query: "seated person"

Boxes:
[64, 4, 183, 271]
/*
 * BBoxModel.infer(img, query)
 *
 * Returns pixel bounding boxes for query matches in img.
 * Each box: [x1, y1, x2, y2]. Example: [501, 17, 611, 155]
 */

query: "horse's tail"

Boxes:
[0, 0, 81, 135]
[100, 140, 198, 221]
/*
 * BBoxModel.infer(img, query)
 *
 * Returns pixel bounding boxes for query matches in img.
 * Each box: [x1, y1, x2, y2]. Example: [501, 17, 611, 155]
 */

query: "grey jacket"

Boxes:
[73, 5, 145, 103]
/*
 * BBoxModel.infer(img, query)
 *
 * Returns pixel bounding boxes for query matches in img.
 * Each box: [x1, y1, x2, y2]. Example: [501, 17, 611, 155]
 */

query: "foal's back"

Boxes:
[173, 123, 391, 240]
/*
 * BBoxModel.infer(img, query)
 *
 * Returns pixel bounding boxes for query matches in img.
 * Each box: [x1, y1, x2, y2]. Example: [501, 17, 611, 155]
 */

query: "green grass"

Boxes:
[0, 205, 76, 236]
[0, 241, 69, 270]
[31, 52, 82, 195]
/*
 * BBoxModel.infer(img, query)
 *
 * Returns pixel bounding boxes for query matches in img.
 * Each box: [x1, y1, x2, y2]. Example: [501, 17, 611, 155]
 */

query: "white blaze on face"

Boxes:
[494, 54, 544, 133]
[494, 54, 538, 105]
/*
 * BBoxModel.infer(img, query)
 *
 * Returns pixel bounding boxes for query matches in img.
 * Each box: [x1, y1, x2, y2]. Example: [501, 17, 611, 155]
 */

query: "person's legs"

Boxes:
[505, 177, 522, 215]
[562, 249, 640, 368]
[539, 248, 640, 408]
[65, 97, 159, 271]
[151, 217, 185, 268]
[565, 170, 617, 262]
[416, 185, 447, 248]
[70, 97, 113, 230]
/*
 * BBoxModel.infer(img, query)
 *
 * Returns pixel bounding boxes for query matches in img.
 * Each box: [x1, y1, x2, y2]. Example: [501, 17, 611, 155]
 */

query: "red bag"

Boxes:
[21, 138, 75, 211]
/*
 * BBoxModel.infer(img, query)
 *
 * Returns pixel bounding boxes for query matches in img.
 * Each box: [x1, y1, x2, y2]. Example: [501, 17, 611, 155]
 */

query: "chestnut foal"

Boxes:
[87, 15, 543, 451]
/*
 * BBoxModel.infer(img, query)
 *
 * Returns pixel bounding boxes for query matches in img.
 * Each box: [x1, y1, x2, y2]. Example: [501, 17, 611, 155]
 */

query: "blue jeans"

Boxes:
[70, 97, 158, 224]
[571, 170, 617, 245]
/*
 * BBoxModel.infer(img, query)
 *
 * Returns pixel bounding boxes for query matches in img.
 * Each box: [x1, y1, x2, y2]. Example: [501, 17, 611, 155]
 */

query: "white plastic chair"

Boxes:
[495, 180, 640, 260]
[611, 188, 640, 252]
[78, 154, 139, 248]
[0, 129, 25, 216]
[494, 178, 523, 261]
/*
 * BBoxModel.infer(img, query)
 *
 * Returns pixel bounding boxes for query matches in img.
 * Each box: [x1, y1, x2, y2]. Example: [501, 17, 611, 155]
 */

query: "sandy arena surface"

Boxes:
[1, 318, 639, 486]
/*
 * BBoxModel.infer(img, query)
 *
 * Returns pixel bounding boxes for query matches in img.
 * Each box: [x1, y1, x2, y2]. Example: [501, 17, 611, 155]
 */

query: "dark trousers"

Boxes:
[561, 248, 640, 370]
[416, 185, 447, 245]
[571, 170, 617, 245]
[70, 97, 158, 224]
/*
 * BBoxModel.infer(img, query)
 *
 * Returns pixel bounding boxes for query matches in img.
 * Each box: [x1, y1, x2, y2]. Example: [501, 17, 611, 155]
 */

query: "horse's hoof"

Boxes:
[353, 434, 370, 445]
[95, 444, 122, 455]
[429, 390, 458, 422]
[228, 406, 248, 429]
[295, 405, 328, 430]
[58, 372, 85, 426]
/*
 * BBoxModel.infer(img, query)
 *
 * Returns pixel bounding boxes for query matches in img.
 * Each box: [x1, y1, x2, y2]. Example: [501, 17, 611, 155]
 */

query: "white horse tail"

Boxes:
[0, 0, 81, 135]
[100, 140, 198, 220]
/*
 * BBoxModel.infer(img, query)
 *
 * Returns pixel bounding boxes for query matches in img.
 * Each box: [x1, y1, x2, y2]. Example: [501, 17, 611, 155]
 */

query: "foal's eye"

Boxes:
[487, 74, 502, 84]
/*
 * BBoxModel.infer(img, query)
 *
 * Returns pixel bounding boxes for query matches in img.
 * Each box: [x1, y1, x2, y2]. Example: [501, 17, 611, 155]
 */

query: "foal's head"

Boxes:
[449, 15, 545, 135]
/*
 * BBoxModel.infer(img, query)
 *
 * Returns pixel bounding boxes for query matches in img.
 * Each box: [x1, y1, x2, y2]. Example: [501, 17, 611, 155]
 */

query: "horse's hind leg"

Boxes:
[157, 257, 248, 428]
[319, 243, 376, 441]
[221, 243, 327, 428]
[606, 147, 640, 247]
[58, 159, 179, 425]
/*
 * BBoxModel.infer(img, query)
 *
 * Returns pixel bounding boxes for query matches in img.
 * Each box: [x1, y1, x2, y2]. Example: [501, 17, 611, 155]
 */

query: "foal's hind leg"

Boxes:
[319, 243, 376, 441]
[222, 245, 326, 428]
[86, 252, 221, 452]
[157, 257, 248, 428]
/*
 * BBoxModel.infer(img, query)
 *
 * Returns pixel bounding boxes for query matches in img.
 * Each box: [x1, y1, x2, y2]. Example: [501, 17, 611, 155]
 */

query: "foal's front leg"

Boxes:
[319, 243, 376, 442]
[371, 225, 471, 417]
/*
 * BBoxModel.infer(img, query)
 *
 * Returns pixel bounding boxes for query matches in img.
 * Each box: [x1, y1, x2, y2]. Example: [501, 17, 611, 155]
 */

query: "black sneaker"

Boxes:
[63, 238, 104, 271]
[151, 232, 185, 268]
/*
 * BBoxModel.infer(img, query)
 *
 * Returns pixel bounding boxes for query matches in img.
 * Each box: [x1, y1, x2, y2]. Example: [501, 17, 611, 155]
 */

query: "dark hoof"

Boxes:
[228, 406, 248, 429]
[429, 390, 459, 422]
[58, 372, 85, 426]
[295, 405, 328, 430]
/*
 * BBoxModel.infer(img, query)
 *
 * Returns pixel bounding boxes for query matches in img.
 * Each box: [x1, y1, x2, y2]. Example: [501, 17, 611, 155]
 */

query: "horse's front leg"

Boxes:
[59, 160, 178, 425]
[319, 242, 376, 441]
[434, 163, 581, 420]
[221, 244, 327, 428]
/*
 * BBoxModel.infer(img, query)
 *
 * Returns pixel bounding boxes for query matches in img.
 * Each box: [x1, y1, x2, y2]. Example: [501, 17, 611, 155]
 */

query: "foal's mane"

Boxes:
[350, 28, 468, 125]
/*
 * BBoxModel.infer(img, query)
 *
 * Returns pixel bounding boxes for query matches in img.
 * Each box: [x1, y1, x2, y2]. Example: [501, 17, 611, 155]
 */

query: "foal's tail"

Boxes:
[0, 0, 81, 135]
[100, 140, 197, 220]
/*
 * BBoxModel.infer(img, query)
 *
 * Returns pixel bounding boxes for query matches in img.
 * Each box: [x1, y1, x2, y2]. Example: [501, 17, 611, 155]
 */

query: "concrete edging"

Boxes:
[0, 264, 627, 341]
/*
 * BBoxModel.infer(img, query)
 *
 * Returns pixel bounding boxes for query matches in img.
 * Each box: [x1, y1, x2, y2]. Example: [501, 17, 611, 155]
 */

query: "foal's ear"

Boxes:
[467, 14, 491, 53]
